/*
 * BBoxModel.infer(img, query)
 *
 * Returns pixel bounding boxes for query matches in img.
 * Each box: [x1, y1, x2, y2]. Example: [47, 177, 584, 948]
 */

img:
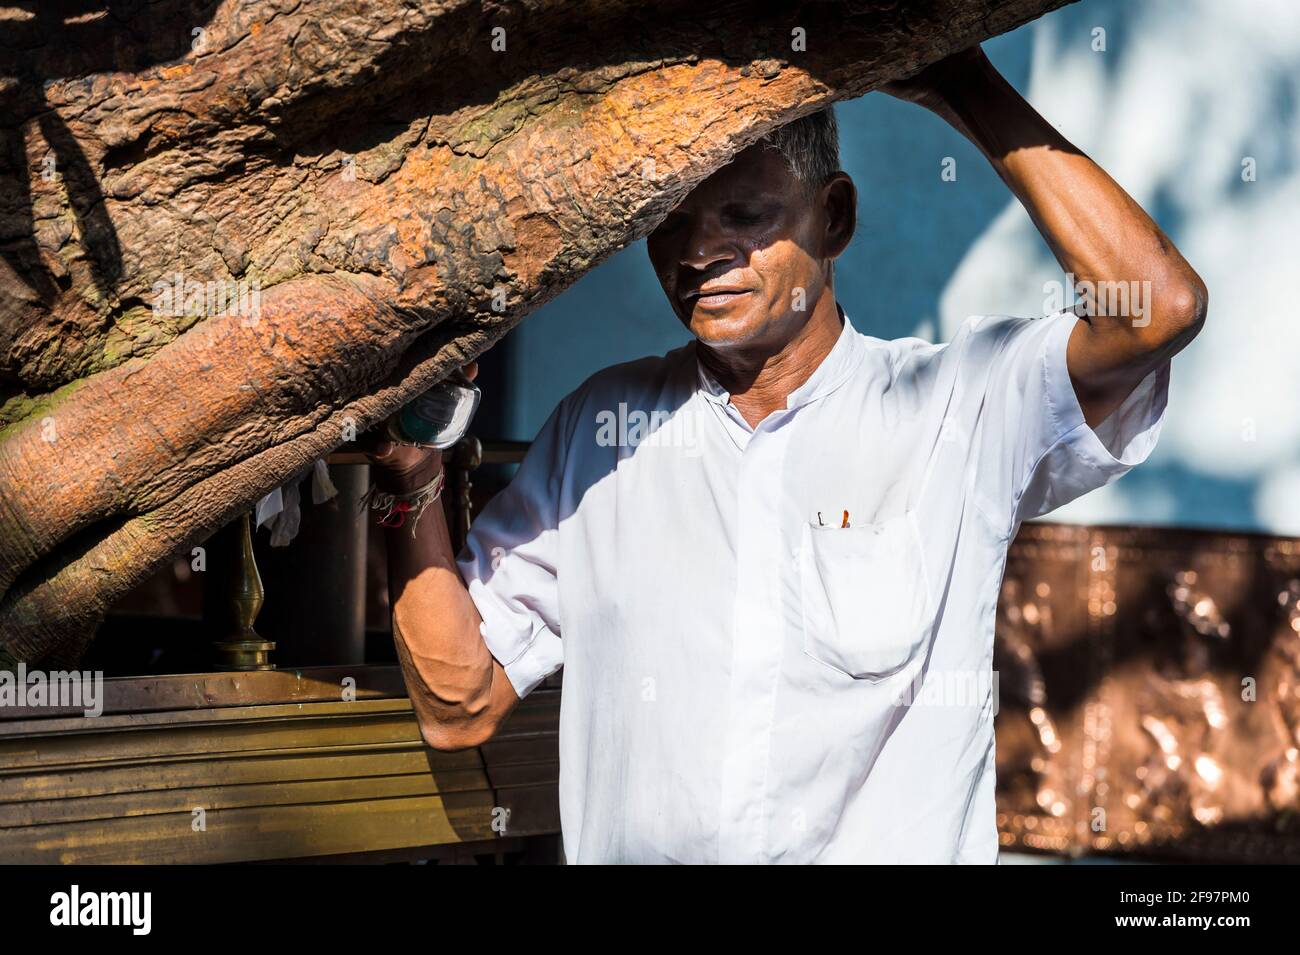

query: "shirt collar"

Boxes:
[694, 305, 864, 412]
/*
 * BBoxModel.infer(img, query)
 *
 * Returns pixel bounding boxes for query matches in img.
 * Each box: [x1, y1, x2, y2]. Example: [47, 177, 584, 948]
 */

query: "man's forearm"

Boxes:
[379, 455, 519, 750]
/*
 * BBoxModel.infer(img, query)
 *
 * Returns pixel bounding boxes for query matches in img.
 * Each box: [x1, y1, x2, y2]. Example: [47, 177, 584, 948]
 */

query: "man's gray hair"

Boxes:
[758, 106, 840, 196]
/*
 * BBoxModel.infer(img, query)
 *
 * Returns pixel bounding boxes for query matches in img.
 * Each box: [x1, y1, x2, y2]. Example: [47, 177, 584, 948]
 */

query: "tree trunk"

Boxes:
[0, 0, 1072, 664]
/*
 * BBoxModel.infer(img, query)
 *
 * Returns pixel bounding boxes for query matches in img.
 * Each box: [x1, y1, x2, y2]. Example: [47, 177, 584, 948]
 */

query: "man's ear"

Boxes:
[821, 172, 857, 260]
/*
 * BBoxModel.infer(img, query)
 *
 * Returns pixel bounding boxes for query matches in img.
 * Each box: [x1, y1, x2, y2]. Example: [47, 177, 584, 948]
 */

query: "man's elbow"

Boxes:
[1152, 271, 1208, 348]
[418, 712, 501, 752]
[414, 683, 504, 751]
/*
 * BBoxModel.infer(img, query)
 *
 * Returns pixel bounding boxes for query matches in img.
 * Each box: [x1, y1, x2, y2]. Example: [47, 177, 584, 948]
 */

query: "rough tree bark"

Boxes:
[0, 0, 1072, 665]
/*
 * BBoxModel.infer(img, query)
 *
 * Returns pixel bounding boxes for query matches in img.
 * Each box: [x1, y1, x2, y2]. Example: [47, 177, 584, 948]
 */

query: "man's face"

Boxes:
[646, 143, 854, 352]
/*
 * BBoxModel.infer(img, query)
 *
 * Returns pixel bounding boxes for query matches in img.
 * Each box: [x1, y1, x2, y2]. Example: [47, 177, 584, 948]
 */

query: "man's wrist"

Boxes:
[373, 452, 443, 494]
[926, 55, 1003, 131]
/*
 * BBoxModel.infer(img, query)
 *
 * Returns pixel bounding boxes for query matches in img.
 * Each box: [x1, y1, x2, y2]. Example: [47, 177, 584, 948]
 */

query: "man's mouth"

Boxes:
[683, 287, 752, 310]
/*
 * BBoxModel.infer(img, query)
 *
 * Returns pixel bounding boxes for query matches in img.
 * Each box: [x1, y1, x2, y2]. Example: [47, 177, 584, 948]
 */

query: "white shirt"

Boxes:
[458, 309, 1169, 863]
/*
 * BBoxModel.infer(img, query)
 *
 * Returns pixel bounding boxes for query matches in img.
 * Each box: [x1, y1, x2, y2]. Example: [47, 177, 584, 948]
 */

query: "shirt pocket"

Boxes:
[797, 510, 935, 681]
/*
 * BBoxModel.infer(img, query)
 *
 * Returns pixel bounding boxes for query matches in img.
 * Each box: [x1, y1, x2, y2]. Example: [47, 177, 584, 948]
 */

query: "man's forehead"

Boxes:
[681, 145, 796, 204]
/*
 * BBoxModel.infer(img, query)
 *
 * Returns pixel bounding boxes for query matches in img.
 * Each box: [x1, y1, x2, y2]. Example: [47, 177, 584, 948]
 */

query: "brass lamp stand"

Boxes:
[213, 510, 276, 670]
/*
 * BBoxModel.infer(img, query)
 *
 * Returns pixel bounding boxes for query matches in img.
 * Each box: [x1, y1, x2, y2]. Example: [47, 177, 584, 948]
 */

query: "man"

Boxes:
[366, 47, 1205, 863]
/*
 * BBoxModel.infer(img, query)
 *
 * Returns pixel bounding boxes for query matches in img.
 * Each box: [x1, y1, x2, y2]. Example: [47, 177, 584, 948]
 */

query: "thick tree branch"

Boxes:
[0, 0, 1074, 661]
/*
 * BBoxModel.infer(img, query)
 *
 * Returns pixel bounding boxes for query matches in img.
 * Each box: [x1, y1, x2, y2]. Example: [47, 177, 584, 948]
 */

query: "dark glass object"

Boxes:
[386, 368, 481, 450]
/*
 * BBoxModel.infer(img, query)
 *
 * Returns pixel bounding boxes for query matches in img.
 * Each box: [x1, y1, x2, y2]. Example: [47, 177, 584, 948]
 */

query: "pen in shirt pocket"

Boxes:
[813, 510, 851, 528]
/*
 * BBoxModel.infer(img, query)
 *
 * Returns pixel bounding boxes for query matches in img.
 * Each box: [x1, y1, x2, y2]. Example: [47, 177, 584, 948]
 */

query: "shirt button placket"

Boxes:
[717, 423, 784, 863]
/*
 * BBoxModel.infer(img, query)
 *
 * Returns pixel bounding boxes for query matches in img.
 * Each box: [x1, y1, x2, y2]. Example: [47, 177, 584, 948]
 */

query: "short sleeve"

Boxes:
[970, 311, 1169, 529]
[456, 402, 570, 699]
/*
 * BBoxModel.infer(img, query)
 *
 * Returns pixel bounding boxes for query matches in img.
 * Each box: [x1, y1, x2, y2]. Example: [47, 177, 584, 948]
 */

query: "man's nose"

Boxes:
[679, 219, 734, 270]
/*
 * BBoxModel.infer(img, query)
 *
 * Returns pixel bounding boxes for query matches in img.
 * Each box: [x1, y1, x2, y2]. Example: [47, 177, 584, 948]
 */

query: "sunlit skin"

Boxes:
[646, 145, 857, 429]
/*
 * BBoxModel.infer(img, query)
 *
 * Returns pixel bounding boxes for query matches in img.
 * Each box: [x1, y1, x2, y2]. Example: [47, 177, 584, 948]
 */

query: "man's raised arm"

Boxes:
[882, 46, 1207, 428]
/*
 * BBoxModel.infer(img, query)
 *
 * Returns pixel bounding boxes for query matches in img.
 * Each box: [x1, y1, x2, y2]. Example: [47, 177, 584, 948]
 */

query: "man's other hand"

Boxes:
[359, 360, 479, 490]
